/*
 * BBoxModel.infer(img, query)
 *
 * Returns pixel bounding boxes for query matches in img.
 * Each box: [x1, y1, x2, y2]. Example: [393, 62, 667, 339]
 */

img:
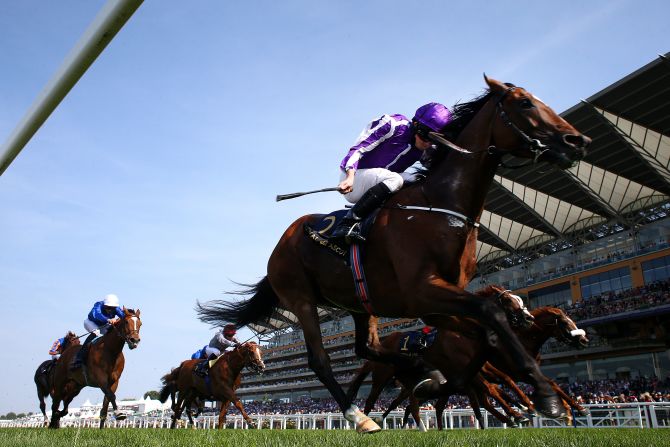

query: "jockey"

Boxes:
[195, 324, 241, 376]
[330, 102, 452, 243]
[49, 337, 66, 360]
[71, 294, 125, 370]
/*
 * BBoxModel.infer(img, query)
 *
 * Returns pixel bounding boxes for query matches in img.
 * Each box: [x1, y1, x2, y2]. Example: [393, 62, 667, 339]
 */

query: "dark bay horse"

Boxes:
[48, 308, 141, 428]
[34, 331, 80, 426]
[434, 306, 590, 427]
[346, 286, 535, 429]
[197, 75, 590, 432]
[159, 342, 265, 429]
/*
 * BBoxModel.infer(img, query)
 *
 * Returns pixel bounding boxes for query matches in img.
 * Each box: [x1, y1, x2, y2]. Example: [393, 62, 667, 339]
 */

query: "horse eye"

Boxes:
[519, 98, 535, 109]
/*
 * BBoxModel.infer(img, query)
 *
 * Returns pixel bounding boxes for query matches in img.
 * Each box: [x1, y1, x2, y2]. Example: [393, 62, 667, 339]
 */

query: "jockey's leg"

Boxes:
[331, 170, 398, 243]
[71, 331, 97, 370]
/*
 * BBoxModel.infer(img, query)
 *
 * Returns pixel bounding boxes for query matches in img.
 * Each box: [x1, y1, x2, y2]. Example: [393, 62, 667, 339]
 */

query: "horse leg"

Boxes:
[48, 395, 62, 429]
[218, 400, 231, 429]
[290, 302, 380, 433]
[231, 398, 254, 428]
[416, 284, 562, 418]
[468, 391, 486, 429]
[484, 364, 536, 414]
[435, 396, 449, 430]
[550, 379, 589, 416]
[100, 380, 125, 424]
[474, 384, 518, 428]
[365, 375, 394, 415]
[382, 387, 410, 420]
[407, 395, 426, 432]
[99, 396, 110, 428]
[171, 393, 187, 429]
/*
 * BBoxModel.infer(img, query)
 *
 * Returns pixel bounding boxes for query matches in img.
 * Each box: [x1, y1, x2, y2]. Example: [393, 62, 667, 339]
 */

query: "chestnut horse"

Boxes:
[48, 308, 141, 428]
[34, 331, 80, 425]
[159, 341, 265, 429]
[197, 76, 590, 432]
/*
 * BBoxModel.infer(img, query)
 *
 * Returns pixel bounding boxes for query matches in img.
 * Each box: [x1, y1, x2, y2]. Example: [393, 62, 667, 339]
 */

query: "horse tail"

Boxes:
[346, 361, 373, 404]
[196, 276, 279, 328]
[159, 367, 180, 403]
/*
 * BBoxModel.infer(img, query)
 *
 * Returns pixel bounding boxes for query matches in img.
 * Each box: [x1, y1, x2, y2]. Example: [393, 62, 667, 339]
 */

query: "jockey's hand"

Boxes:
[338, 170, 355, 194]
[108, 317, 120, 324]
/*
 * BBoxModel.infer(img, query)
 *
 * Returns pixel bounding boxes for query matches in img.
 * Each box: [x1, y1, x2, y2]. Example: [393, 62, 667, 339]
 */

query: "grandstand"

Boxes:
[235, 53, 670, 407]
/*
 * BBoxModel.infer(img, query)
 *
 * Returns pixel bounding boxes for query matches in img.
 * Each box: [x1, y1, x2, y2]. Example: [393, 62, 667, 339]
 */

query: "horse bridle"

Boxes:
[493, 86, 551, 165]
[496, 289, 530, 328]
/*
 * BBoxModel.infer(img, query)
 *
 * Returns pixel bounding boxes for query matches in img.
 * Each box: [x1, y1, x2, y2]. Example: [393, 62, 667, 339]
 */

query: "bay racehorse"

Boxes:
[34, 331, 80, 426]
[159, 341, 265, 429]
[197, 75, 590, 432]
[346, 286, 535, 429]
[465, 306, 590, 421]
[48, 308, 141, 428]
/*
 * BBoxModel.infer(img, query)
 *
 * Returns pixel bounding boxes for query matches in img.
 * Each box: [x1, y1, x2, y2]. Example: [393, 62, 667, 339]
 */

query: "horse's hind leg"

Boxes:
[288, 302, 380, 433]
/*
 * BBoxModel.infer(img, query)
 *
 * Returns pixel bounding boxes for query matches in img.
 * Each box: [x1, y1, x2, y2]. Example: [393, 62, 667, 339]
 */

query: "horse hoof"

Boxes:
[535, 394, 565, 419]
[357, 417, 381, 434]
[579, 408, 590, 416]
[114, 411, 127, 421]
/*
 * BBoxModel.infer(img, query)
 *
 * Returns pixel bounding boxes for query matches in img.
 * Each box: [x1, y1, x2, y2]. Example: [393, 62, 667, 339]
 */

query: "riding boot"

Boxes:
[195, 354, 217, 377]
[71, 333, 95, 370]
[330, 182, 393, 243]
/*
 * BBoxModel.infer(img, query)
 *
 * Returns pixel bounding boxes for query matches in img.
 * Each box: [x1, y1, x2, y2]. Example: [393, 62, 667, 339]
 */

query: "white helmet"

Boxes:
[103, 294, 120, 307]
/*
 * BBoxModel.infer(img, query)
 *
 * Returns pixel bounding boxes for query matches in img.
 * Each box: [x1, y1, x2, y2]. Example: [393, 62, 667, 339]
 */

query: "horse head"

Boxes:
[240, 341, 265, 373]
[63, 331, 80, 349]
[484, 75, 591, 169]
[532, 307, 588, 348]
[479, 285, 534, 329]
[116, 307, 142, 350]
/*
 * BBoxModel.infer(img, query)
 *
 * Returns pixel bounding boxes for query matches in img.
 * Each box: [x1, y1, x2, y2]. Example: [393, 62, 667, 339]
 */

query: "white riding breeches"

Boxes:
[204, 346, 221, 357]
[341, 168, 405, 203]
[83, 318, 110, 336]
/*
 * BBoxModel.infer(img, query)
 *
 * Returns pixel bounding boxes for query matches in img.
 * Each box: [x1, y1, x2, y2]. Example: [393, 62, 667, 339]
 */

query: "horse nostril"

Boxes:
[563, 133, 590, 150]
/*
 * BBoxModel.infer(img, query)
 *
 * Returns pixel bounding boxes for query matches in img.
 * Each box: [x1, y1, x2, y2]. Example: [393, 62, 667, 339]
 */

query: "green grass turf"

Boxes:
[1, 428, 669, 447]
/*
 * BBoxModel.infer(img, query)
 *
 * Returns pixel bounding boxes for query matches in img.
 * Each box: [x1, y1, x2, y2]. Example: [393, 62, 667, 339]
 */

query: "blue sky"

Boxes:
[0, 0, 668, 414]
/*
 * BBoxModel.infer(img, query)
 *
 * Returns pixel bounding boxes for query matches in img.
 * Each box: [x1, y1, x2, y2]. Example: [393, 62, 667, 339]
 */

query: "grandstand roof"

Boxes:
[251, 53, 670, 334]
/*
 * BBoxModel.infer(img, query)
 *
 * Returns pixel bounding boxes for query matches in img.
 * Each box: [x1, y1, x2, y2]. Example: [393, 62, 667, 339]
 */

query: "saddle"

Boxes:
[303, 209, 379, 258]
[398, 328, 438, 355]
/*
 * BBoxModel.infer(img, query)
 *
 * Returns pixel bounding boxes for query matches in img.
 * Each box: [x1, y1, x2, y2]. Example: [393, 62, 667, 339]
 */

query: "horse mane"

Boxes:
[420, 83, 516, 174]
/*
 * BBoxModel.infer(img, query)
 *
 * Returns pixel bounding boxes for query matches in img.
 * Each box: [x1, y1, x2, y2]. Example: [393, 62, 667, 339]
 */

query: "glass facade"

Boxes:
[580, 266, 632, 299]
[642, 254, 670, 283]
[528, 282, 572, 308]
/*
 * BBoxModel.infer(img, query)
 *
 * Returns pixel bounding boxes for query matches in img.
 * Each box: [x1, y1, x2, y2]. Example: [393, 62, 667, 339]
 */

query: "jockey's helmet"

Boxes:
[103, 294, 119, 307]
[224, 324, 237, 336]
[413, 102, 451, 136]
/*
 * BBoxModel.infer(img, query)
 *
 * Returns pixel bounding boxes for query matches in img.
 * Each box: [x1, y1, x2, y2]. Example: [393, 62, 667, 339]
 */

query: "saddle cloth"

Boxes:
[397, 328, 438, 354]
[303, 209, 378, 258]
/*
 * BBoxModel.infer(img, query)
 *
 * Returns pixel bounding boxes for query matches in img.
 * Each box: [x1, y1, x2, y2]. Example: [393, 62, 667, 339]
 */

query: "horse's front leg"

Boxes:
[231, 397, 254, 427]
[99, 396, 110, 428]
[218, 399, 231, 429]
[100, 380, 125, 424]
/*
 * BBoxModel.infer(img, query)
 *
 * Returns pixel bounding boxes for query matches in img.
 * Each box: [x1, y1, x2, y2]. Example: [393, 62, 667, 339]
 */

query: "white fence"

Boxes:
[3, 403, 670, 429]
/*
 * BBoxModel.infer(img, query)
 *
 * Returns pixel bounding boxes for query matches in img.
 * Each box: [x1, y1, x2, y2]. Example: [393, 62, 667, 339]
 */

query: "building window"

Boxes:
[528, 282, 571, 308]
[580, 266, 631, 300]
[642, 255, 670, 284]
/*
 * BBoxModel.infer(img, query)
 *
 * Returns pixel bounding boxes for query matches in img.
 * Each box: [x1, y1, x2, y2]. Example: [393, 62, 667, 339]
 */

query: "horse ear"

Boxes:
[483, 73, 506, 94]
[135, 309, 140, 317]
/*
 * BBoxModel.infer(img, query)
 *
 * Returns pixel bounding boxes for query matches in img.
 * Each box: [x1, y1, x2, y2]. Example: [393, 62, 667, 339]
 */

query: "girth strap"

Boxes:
[394, 204, 480, 228]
